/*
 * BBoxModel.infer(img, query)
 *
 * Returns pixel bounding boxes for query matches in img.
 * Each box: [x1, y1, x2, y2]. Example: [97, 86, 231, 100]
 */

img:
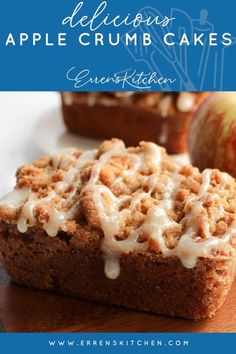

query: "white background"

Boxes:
[0, 92, 60, 197]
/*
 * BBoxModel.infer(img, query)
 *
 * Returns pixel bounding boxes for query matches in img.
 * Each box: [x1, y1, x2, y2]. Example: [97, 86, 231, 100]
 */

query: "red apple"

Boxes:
[188, 92, 236, 177]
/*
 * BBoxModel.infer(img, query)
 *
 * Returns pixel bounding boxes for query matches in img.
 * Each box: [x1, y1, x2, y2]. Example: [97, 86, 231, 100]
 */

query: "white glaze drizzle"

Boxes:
[0, 141, 235, 280]
[87, 92, 99, 107]
[114, 92, 135, 98]
[13, 149, 97, 235]
[62, 92, 73, 106]
[89, 157, 235, 278]
[159, 123, 169, 145]
[159, 95, 172, 118]
[0, 188, 30, 209]
[80, 140, 165, 278]
[176, 92, 195, 112]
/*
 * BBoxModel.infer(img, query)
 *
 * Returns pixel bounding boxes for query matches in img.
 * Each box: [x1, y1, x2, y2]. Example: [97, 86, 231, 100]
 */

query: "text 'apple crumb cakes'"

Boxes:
[0, 138, 236, 319]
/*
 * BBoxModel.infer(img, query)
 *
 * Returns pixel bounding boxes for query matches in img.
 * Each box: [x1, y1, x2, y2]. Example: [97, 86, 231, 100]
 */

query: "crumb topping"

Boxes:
[0, 138, 236, 279]
[62, 92, 208, 116]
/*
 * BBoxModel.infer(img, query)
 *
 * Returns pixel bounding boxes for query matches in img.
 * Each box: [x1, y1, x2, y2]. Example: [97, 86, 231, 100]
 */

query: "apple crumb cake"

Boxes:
[61, 92, 210, 153]
[0, 138, 235, 319]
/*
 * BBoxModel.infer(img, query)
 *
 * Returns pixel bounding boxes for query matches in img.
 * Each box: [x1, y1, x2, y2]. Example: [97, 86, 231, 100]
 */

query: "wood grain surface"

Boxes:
[0, 264, 235, 333]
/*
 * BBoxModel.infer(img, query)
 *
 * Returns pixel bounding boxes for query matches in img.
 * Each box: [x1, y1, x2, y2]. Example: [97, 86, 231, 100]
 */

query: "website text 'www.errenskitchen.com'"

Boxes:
[48, 338, 189, 348]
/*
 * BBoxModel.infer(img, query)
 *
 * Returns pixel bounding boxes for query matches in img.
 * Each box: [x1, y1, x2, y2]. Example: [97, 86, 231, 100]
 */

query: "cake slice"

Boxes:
[0, 138, 236, 320]
[61, 92, 210, 153]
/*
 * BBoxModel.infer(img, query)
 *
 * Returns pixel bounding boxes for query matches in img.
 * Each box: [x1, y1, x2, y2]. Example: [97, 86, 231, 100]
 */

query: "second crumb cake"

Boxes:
[61, 92, 210, 154]
[0, 139, 236, 319]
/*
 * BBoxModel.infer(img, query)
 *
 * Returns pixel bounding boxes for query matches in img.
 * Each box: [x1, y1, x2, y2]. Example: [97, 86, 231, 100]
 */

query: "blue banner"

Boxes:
[0, 0, 235, 91]
[0, 333, 235, 354]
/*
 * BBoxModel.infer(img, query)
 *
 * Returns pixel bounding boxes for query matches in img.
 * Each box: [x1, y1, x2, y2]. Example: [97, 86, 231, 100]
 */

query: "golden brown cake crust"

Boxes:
[61, 92, 210, 153]
[0, 224, 234, 320]
[0, 139, 236, 319]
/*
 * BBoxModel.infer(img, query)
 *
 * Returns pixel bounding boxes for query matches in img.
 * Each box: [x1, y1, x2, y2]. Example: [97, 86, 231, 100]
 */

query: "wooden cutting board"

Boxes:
[0, 264, 235, 333]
